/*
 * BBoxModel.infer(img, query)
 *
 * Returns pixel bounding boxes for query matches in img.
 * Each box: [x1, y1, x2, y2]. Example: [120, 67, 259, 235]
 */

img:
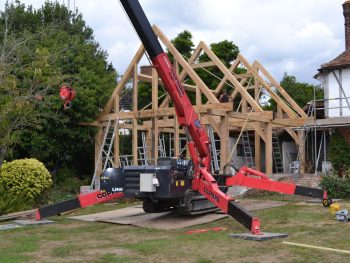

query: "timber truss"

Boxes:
[92, 25, 310, 176]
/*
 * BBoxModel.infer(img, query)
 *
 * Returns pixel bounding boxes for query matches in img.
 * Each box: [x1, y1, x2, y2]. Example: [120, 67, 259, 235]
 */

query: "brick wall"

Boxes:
[278, 174, 322, 188]
[140, 65, 153, 76]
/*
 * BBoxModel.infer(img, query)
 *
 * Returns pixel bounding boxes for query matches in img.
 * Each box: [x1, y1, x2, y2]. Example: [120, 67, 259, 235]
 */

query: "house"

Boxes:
[312, 0, 350, 174]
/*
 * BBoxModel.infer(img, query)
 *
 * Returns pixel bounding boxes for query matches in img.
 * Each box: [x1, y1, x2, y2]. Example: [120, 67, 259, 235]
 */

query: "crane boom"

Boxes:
[120, 0, 211, 173]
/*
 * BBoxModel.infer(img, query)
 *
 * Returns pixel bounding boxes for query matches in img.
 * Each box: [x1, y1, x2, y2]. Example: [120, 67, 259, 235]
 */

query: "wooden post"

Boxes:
[152, 67, 158, 110]
[95, 125, 103, 176]
[132, 64, 139, 165]
[297, 130, 306, 174]
[146, 129, 152, 161]
[242, 99, 247, 114]
[265, 123, 273, 176]
[277, 106, 283, 119]
[152, 118, 159, 162]
[255, 130, 261, 171]
[220, 115, 229, 172]
[175, 60, 180, 75]
[132, 119, 138, 165]
[254, 83, 259, 102]
[196, 86, 201, 106]
[152, 68, 159, 162]
[114, 95, 120, 167]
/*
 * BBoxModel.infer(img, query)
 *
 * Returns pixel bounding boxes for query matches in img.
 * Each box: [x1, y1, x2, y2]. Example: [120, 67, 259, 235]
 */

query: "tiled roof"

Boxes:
[319, 49, 350, 72]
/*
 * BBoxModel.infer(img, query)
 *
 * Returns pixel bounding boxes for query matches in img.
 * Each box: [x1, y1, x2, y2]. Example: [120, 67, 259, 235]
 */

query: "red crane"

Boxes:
[118, 0, 331, 235]
[36, 0, 332, 238]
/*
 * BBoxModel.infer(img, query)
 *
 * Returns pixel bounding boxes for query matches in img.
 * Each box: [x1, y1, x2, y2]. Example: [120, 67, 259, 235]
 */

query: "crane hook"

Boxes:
[59, 85, 76, 110]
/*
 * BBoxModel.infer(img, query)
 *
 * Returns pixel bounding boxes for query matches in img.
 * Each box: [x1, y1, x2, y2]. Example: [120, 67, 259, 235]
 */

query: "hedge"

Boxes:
[320, 176, 350, 199]
[0, 158, 52, 202]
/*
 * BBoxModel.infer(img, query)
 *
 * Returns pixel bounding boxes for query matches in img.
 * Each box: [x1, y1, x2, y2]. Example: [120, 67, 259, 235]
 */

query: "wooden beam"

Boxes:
[159, 95, 170, 109]
[114, 98, 120, 167]
[146, 129, 152, 161]
[154, 26, 219, 104]
[152, 118, 159, 162]
[152, 68, 158, 110]
[132, 119, 138, 165]
[179, 42, 204, 81]
[254, 60, 308, 118]
[196, 85, 202, 106]
[215, 59, 240, 94]
[265, 123, 273, 176]
[133, 65, 138, 112]
[143, 119, 178, 128]
[95, 127, 103, 175]
[277, 105, 283, 119]
[252, 123, 266, 142]
[242, 98, 247, 114]
[138, 74, 197, 93]
[102, 45, 144, 115]
[238, 55, 297, 118]
[272, 117, 310, 127]
[255, 131, 261, 171]
[99, 103, 233, 121]
[228, 111, 273, 123]
[199, 43, 263, 112]
[297, 130, 306, 174]
[220, 115, 229, 172]
[285, 128, 299, 146]
[203, 115, 220, 135]
[191, 61, 217, 69]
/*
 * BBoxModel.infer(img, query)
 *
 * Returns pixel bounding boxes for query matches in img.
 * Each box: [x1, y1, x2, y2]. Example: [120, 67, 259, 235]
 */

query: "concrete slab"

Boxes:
[230, 232, 288, 241]
[0, 224, 22, 230]
[14, 219, 54, 226]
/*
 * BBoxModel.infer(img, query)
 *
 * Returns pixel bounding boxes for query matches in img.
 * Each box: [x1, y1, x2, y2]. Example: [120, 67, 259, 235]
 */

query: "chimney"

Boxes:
[343, 0, 350, 50]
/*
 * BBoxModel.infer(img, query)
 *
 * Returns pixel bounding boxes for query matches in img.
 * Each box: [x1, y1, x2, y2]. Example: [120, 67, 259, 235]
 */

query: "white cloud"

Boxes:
[0, 0, 346, 83]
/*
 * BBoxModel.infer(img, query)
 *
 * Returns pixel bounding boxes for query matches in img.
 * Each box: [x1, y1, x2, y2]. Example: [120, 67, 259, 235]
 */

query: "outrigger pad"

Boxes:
[230, 232, 288, 241]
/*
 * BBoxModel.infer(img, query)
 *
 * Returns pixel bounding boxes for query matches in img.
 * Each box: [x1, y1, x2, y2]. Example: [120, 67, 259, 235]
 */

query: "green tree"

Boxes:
[266, 73, 324, 111]
[197, 40, 240, 93]
[199, 40, 239, 67]
[170, 30, 194, 60]
[0, 1, 117, 176]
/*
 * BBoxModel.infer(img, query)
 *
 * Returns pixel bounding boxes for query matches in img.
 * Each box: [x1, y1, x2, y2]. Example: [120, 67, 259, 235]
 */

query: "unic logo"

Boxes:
[112, 187, 123, 192]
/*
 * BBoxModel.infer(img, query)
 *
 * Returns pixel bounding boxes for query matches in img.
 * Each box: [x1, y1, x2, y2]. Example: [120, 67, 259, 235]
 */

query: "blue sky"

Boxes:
[0, 0, 346, 84]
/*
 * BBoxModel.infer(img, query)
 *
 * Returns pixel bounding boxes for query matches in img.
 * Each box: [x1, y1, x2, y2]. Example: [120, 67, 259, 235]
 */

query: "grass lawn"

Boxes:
[0, 198, 349, 263]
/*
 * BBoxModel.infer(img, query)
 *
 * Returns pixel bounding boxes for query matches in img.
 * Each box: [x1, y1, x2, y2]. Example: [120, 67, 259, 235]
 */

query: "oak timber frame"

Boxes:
[93, 26, 309, 176]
